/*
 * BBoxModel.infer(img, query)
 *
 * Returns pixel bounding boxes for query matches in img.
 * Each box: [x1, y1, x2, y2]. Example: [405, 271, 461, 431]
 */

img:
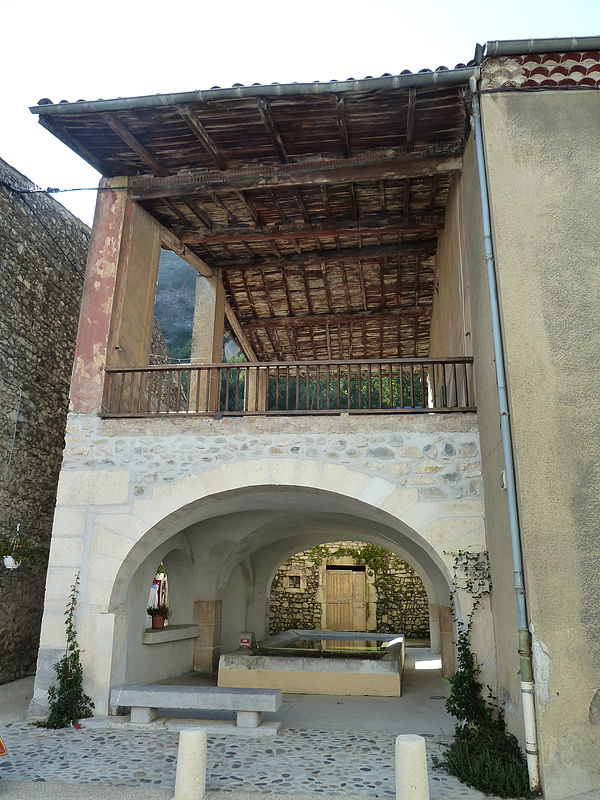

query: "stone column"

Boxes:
[439, 605, 455, 676]
[428, 603, 441, 655]
[193, 600, 222, 673]
[190, 275, 225, 412]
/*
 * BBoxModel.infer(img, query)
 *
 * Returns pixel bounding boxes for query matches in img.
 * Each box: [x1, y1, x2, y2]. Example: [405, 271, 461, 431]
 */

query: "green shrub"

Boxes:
[433, 628, 538, 798]
[439, 729, 535, 798]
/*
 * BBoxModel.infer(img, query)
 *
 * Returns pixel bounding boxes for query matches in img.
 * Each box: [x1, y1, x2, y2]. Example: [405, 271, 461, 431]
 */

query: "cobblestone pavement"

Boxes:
[0, 721, 507, 799]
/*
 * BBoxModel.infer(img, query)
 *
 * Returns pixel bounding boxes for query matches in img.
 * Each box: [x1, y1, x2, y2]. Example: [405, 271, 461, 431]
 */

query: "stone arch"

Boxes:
[107, 457, 470, 613]
[33, 458, 486, 715]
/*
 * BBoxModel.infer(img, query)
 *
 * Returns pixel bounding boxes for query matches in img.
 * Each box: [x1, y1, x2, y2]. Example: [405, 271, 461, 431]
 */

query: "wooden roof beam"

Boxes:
[177, 105, 227, 170]
[224, 304, 258, 361]
[243, 305, 431, 330]
[181, 213, 443, 245]
[106, 114, 167, 176]
[129, 149, 463, 199]
[258, 98, 289, 163]
[177, 106, 259, 226]
[182, 198, 214, 231]
[406, 88, 416, 146]
[160, 226, 214, 277]
[211, 241, 437, 270]
[106, 115, 214, 232]
[336, 95, 351, 157]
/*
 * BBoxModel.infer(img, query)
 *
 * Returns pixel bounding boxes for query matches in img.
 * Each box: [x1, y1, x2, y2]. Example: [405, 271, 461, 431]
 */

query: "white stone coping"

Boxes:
[142, 624, 199, 645]
[219, 652, 401, 675]
[110, 684, 282, 712]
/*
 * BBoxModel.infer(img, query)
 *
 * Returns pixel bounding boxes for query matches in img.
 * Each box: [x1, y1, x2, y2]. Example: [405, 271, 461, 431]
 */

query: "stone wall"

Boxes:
[0, 160, 172, 685]
[269, 541, 430, 637]
[0, 158, 89, 684]
[60, 413, 482, 503]
[269, 550, 323, 633]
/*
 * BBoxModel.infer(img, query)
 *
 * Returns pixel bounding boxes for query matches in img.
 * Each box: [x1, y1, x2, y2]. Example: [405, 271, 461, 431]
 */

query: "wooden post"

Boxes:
[190, 275, 225, 412]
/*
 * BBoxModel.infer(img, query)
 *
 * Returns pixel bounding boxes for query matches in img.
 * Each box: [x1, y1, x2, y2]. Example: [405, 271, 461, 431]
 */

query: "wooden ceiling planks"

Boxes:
[36, 80, 469, 361]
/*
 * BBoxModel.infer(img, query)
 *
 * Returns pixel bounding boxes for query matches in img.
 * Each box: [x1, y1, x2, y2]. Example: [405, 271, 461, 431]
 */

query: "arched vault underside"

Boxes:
[105, 485, 468, 709]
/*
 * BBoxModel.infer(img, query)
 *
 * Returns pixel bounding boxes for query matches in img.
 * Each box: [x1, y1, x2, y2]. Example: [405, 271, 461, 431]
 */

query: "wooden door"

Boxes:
[325, 569, 367, 631]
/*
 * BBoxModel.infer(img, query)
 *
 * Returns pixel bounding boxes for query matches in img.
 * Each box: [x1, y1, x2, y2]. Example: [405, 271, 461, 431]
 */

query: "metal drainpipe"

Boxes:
[468, 73, 541, 793]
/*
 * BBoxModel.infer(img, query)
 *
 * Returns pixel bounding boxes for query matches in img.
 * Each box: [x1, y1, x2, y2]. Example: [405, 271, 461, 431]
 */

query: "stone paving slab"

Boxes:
[0, 721, 511, 799]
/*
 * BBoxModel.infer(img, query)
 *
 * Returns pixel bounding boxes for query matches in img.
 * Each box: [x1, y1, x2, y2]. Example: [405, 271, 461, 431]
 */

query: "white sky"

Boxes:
[2, 0, 599, 226]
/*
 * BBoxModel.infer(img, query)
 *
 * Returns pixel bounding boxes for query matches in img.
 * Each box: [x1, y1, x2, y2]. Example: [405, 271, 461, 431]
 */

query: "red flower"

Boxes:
[73, 723, 82, 729]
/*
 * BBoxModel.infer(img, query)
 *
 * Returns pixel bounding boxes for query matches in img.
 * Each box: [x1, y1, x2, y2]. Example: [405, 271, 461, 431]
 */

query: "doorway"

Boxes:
[324, 566, 367, 631]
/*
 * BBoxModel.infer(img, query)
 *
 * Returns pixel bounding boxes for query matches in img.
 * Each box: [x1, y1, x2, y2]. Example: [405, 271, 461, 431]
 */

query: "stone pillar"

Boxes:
[190, 275, 225, 412]
[428, 604, 441, 655]
[193, 600, 222, 673]
[70, 178, 162, 415]
[439, 605, 455, 676]
[245, 367, 268, 411]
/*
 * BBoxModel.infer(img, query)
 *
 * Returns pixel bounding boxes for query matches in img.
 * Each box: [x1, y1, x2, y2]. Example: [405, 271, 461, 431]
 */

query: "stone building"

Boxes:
[26, 36, 600, 800]
[0, 158, 89, 683]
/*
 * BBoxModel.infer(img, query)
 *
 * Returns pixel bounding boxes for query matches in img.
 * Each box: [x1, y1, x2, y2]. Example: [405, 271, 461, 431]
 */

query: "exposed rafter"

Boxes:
[336, 95, 351, 157]
[181, 214, 443, 245]
[243, 305, 431, 330]
[106, 114, 166, 176]
[177, 105, 227, 169]
[128, 148, 462, 199]
[406, 88, 416, 146]
[211, 241, 437, 271]
[106, 114, 214, 232]
[257, 97, 289, 163]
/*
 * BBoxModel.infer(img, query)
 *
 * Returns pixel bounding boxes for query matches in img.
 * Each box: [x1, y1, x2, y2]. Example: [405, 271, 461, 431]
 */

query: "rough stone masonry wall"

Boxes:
[269, 542, 430, 636]
[0, 162, 172, 684]
[269, 550, 323, 633]
[0, 158, 90, 684]
[61, 413, 482, 502]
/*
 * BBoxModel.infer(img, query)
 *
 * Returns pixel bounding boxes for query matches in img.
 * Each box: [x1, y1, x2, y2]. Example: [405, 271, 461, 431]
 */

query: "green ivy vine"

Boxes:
[435, 549, 537, 797]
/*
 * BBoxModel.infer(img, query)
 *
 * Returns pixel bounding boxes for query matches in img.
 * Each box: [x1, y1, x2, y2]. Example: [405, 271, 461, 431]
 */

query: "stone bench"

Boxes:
[110, 684, 282, 729]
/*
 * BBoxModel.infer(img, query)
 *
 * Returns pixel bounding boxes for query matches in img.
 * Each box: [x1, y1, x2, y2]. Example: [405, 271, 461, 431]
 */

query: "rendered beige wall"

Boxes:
[457, 136, 524, 738]
[481, 90, 600, 799]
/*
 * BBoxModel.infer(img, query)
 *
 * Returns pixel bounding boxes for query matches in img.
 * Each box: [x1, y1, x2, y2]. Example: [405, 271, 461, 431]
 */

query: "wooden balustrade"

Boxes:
[102, 357, 475, 417]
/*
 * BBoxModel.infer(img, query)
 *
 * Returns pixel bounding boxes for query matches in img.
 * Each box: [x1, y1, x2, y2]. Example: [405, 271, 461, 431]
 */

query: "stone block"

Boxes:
[236, 710, 261, 727]
[359, 477, 394, 506]
[380, 488, 419, 517]
[48, 536, 83, 568]
[56, 469, 131, 506]
[39, 612, 69, 649]
[52, 508, 87, 536]
[131, 706, 158, 723]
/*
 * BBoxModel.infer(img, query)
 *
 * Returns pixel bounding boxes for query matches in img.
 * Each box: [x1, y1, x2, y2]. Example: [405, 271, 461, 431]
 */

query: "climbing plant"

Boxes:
[36, 572, 94, 729]
[433, 550, 538, 798]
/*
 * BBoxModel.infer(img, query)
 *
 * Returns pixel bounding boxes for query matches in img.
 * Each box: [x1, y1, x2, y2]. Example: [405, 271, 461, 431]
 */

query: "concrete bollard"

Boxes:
[172, 728, 207, 800]
[395, 734, 429, 800]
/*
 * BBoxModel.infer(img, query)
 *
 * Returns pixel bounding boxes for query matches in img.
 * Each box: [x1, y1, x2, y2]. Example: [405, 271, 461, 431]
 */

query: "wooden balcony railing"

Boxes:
[102, 357, 475, 418]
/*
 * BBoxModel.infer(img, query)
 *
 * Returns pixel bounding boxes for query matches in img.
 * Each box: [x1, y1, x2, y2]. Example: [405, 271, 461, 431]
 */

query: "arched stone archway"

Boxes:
[34, 457, 491, 716]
